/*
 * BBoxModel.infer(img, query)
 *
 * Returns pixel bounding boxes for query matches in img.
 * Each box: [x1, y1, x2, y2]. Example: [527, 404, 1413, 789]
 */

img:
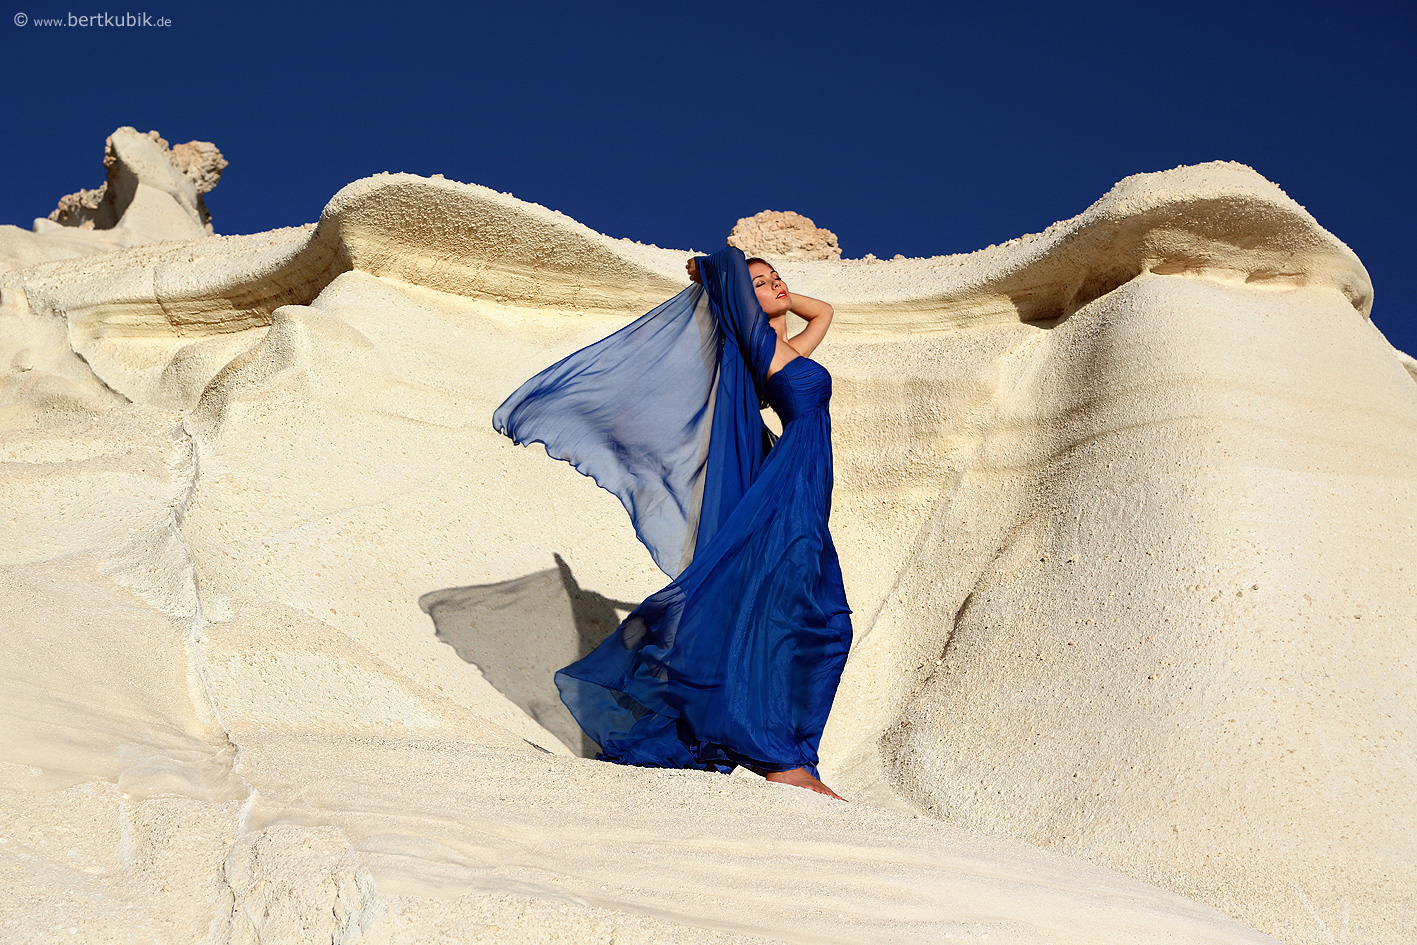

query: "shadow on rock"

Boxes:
[419, 555, 636, 758]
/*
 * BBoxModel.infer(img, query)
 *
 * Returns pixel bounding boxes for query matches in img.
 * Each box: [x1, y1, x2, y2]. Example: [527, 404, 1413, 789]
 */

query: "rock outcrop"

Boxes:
[0, 127, 225, 276]
[727, 208, 842, 260]
[48, 127, 226, 235]
[1, 157, 1412, 944]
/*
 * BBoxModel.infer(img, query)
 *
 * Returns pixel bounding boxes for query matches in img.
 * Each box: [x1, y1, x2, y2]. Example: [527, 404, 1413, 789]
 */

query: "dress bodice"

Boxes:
[764, 356, 832, 423]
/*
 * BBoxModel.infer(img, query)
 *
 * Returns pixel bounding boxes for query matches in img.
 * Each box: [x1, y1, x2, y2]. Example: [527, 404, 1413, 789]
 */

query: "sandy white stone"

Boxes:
[0, 154, 1410, 944]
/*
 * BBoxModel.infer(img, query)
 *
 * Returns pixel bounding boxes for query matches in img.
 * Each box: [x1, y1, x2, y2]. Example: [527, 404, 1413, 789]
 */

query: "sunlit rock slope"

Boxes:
[1, 151, 1411, 944]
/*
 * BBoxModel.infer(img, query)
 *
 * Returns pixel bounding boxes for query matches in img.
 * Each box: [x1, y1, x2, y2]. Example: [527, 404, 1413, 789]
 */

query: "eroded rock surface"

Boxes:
[727, 208, 842, 260]
[49, 127, 226, 234]
[1, 159, 1411, 944]
[0, 127, 226, 277]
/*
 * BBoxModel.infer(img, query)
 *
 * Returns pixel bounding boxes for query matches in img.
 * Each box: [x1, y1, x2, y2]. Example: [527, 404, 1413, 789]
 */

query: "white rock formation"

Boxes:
[0, 159, 1411, 944]
[728, 208, 842, 260]
[0, 127, 225, 276]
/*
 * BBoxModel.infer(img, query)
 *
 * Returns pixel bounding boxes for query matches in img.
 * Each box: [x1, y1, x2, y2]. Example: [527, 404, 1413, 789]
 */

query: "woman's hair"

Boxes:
[745, 256, 774, 270]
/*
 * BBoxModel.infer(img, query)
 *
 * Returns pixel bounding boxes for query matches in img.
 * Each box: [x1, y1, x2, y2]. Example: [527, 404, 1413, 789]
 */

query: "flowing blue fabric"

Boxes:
[493, 247, 851, 776]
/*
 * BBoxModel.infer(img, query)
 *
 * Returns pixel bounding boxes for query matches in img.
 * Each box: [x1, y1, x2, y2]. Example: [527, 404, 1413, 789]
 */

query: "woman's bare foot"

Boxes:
[764, 767, 846, 801]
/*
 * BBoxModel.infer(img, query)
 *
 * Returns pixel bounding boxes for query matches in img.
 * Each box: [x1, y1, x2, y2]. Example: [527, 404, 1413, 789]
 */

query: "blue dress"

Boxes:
[493, 247, 851, 777]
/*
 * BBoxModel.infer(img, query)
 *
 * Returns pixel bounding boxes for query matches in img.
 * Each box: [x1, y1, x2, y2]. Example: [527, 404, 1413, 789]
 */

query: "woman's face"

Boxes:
[749, 262, 790, 317]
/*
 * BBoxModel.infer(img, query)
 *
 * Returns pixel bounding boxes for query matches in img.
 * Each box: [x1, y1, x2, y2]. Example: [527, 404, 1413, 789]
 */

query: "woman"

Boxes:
[494, 247, 851, 799]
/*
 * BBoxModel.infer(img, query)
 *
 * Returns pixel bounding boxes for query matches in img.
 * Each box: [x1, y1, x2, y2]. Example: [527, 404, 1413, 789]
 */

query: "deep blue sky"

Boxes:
[4, 1, 1413, 353]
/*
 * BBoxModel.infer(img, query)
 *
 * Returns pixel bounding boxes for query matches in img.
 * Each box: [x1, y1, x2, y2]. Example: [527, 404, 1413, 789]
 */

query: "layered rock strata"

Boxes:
[0, 157, 1410, 944]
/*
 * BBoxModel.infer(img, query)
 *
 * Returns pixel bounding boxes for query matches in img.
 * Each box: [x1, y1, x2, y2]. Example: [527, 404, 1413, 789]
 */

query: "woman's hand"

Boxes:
[686, 257, 702, 284]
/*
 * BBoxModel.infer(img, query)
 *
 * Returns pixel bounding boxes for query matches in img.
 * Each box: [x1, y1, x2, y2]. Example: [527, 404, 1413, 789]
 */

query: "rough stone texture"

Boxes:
[47, 185, 112, 229]
[0, 160, 1412, 944]
[0, 128, 227, 279]
[727, 209, 842, 261]
[49, 127, 226, 233]
[169, 139, 228, 197]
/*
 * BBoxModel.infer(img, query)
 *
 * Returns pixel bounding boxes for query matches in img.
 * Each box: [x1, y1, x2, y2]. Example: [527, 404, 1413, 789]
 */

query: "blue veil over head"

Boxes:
[493, 248, 777, 579]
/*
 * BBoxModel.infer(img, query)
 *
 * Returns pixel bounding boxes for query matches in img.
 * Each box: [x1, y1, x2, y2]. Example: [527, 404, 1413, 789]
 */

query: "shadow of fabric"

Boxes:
[419, 555, 636, 758]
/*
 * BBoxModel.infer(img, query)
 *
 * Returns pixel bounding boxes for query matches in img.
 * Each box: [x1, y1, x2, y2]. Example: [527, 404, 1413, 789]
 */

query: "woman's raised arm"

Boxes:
[782, 292, 833, 358]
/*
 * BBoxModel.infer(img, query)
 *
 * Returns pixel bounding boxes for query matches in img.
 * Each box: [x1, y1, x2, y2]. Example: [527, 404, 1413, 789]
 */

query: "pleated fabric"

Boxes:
[494, 247, 851, 776]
